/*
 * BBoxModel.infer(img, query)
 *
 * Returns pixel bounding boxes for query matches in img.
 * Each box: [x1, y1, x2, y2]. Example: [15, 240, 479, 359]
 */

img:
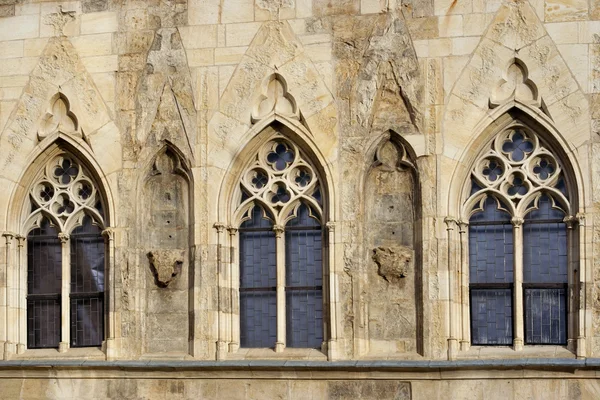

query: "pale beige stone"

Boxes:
[14, 3, 40, 16]
[23, 38, 50, 57]
[225, 22, 262, 47]
[80, 11, 118, 35]
[81, 55, 118, 73]
[179, 25, 218, 49]
[361, 0, 385, 14]
[0, 15, 40, 42]
[546, 22, 579, 44]
[546, 0, 588, 22]
[451, 37, 479, 56]
[71, 33, 113, 58]
[434, 0, 472, 16]
[463, 13, 492, 36]
[557, 44, 588, 90]
[221, 0, 255, 23]
[187, 48, 215, 67]
[215, 46, 248, 65]
[188, 0, 220, 25]
[0, 41, 23, 59]
[438, 15, 463, 37]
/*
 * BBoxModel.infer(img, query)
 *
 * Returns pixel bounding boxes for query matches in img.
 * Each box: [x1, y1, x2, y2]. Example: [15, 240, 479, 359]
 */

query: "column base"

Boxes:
[460, 340, 470, 352]
[228, 341, 239, 353]
[275, 342, 285, 352]
[58, 342, 69, 353]
[577, 336, 586, 359]
[105, 338, 118, 360]
[327, 339, 339, 360]
[447, 338, 458, 360]
[3, 341, 16, 360]
[513, 338, 524, 351]
[17, 343, 25, 354]
[216, 340, 228, 360]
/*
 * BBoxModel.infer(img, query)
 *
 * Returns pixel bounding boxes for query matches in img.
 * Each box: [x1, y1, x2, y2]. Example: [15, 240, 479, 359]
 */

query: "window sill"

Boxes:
[9, 346, 105, 361]
[227, 347, 328, 360]
[457, 345, 576, 360]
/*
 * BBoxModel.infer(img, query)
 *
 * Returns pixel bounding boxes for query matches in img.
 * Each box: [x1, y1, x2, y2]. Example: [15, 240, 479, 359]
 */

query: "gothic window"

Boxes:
[236, 136, 324, 350]
[466, 126, 573, 346]
[25, 153, 106, 349]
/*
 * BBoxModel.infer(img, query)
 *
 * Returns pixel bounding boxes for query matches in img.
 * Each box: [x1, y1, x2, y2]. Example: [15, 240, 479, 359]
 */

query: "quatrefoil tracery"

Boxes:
[26, 154, 104, 233]
[468, 126, 569, 217]
[237, 136, 322, 224]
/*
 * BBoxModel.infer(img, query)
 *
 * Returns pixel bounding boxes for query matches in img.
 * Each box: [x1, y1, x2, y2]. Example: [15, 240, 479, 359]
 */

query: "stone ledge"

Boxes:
[0, 358, 594, 371]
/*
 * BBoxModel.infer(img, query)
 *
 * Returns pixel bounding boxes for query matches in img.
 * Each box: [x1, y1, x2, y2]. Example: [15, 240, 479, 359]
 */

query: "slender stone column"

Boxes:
[58, 233, 70, 353]
[2, 232, 14, 359]
[444, 217, 458, 360]
[214, 223, 227, 359]
[458, 221, 470, 352]
[101, 228, 115, 360]
[227, 226, 239, 353]
[511, 217, 524, 351]
[15, 235, 25, 354]
[273, 224, 285, 352]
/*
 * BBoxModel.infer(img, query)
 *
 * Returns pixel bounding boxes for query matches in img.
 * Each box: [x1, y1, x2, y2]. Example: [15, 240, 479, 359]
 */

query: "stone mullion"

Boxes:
[575, 213, 588, 358]
[214, 223, 227, 359]
[58, 233, 70, 353]
[458, 221, 470, 351]
[444, 217, 459, 360]
[326, 221, 338, 359]
[2, 232, 14, 358]
[16, 235, 26, 354]
[274, 225, 285, 352]
[227, 226, 239, 353]
[102, 228, 116, 360]
[511, 217, 524, 351]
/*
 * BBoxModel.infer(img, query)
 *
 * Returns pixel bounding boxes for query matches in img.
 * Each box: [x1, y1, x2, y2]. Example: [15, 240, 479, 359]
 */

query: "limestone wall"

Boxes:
[0, 0, 597, 378]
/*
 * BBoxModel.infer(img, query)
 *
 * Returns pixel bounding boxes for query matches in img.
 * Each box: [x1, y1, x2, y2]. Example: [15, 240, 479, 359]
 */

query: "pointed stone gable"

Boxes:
[355, 12, 422, 134]
[444, 0, 589, 162]
[136, 27, 196, 160]
[0, 36, 118, 178]
[210, 20, 336, 169]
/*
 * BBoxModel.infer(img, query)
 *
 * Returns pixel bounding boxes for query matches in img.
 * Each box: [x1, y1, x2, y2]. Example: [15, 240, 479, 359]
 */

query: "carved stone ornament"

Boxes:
[147, 249, 185, 288]
[38, 94, 82, 141]
[372, 246, 413, 284]
[490, 59, 541, 109]
[251, 74, 300, 123]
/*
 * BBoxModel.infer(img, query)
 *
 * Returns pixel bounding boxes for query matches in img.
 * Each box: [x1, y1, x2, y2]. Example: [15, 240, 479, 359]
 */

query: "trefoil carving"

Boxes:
[490, 59, 541, 109]
[251, 74, 300, 123]
[38, 94, 83, 141]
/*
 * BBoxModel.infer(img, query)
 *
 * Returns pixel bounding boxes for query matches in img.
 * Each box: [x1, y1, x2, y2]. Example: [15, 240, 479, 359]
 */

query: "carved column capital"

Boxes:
[101, 228, 114, 240]
[15, 235, 26, 247]
[563, 215, 578, 229]
[214, 222, 227, 234]
[444, 217, 458, 230]
[325, 221, 336, 232]
[58, 233, 70, 243]
[227, 226, 238, 236]
[576, 212, 586, 226]
[273, 225, 284, 238]
[2, 232, 15, 245]
[511, 217, 524, 227]
[458, 220, 469, 234]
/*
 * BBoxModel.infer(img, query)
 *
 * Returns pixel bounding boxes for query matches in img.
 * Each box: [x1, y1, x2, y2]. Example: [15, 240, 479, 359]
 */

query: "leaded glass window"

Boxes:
[24, 153, 106, 350]
[236, 134, 324, 350]
[466, 126, 574, 347]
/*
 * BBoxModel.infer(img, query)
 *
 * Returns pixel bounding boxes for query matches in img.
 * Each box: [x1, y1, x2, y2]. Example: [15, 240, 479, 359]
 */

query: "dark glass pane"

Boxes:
[525, 288, 567, 344]
[239, 205, 276, 347]
[70, 216, 105, 293]
[470, 288, 513, 345]
[27, 218, 61, 295]
[285, 204, 323, 348]
[27, 298, 60, 349]
[469, 197, 514, 284]
[70, 296, 104, 347]
[240, 292, 276, 348]
[286, 291, 323, 348]
[523, 221, 567, 283]
[27, 218, 61, 348]
[70, 216, 105, 347]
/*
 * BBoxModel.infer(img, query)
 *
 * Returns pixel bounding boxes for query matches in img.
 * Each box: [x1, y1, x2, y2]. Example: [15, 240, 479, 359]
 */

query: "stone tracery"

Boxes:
[26, 153, 105, 232]
[236, 134, 322, 223]
[467, 126, 569, 215]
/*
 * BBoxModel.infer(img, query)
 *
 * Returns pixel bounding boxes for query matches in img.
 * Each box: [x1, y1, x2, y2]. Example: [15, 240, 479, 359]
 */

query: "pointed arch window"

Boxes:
[25, 153, 106, 350]
[235, 135, 325, 350]
[465, 126, 575, 347]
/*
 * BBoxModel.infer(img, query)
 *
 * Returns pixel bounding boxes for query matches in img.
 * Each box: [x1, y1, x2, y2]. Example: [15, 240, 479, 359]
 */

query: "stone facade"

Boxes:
[0, 0, 600, 398]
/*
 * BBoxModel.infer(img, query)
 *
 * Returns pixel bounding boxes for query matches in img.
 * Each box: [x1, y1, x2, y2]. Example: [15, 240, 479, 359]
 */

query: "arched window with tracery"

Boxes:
[465, 125, 574, 348]
[25, 153, 106, 350]
[235, 135, 325, 351]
